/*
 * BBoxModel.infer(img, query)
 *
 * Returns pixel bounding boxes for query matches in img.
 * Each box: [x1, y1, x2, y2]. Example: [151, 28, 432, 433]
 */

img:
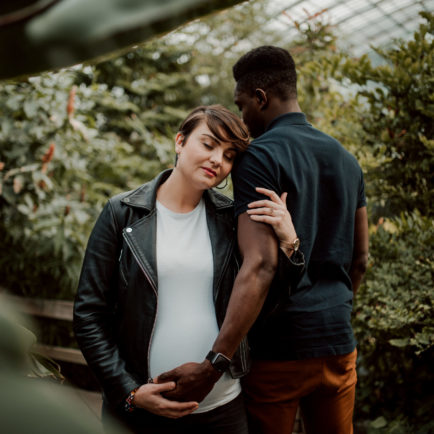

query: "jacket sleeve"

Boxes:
[73, 200, 140, 408]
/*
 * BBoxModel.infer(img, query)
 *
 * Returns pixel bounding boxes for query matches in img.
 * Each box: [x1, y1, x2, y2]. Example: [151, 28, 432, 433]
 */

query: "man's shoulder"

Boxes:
[239, 128, 284, 163]
[307, 127, 363, 168]
[250, 127, 285, 147]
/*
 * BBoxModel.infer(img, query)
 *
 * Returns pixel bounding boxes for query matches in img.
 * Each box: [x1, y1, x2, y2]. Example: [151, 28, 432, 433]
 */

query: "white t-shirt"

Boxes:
[149, 198, 240, 413]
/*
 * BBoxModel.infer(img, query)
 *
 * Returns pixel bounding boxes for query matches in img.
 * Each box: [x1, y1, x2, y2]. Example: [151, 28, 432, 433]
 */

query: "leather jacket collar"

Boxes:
[119, 169, 236, 302]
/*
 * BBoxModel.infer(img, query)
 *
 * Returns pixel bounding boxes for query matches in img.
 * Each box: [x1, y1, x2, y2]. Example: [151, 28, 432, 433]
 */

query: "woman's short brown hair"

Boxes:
[178, 105, 250, 153]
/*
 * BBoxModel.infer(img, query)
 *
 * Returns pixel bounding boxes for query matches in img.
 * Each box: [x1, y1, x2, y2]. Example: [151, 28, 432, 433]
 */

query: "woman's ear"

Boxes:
[175, 132, 184, 154]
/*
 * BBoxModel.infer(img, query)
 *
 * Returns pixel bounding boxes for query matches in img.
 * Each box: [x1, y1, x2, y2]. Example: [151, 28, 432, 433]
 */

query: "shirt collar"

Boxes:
[265, 112, 310, 132]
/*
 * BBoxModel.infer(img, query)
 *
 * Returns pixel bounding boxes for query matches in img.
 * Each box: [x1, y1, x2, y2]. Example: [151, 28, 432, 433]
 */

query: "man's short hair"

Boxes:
[233, 46, 297, 100]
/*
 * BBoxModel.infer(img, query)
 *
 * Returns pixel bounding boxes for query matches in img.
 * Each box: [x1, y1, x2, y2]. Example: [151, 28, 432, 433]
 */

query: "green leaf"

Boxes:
[371, 416, 388, 429]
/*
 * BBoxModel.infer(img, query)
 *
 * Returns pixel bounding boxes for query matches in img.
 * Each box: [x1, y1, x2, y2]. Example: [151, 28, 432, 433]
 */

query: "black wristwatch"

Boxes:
[206, 350, 231, 373]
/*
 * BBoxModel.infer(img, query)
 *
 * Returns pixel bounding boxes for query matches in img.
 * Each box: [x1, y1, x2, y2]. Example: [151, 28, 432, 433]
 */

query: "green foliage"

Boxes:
[0, 41, 199, 299]
[284, 14, 371, 162]
[341, 11, 434, 219]
[353, 212, 434, 432]
[358, 212, 433, 356]
[170, 0, 282, 111]
[345, 13, 434, 432]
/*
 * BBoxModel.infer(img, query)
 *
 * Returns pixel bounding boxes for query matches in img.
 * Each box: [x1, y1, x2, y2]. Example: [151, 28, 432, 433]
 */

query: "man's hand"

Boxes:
[133, 382, 199, 418]
[157, 360, 221, 403]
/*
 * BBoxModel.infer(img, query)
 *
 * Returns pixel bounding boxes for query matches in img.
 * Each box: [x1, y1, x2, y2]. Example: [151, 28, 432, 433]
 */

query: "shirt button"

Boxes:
[126, 227, 132, 233]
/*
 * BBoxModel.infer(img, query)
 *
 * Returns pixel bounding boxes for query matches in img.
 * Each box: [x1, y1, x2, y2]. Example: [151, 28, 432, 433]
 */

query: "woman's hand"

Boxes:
[247, 187, 298, 257]
[133, 382, 199, 418]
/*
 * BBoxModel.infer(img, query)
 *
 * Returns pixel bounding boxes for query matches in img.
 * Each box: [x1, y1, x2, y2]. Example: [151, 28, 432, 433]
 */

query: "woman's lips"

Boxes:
[202, 167, 217, 177]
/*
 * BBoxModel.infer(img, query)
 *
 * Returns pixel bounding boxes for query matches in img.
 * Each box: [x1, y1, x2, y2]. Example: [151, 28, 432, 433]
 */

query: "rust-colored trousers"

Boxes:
[243, 349, 357, 434]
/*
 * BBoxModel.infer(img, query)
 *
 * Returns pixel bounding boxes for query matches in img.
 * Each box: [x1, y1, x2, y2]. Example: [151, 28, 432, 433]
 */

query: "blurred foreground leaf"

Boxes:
[0, 0, 244, 79]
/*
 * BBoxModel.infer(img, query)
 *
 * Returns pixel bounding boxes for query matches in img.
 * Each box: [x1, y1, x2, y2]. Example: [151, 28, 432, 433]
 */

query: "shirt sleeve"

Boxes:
[357, 169, 367, 209]
[232, 147, 280, 218]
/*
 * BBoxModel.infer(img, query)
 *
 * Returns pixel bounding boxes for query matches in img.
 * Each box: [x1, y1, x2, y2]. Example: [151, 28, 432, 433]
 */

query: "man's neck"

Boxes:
[263, 98, 302, 130]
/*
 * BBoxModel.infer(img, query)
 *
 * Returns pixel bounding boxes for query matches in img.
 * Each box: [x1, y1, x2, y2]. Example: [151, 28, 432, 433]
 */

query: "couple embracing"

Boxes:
[74, 46, 369, 434]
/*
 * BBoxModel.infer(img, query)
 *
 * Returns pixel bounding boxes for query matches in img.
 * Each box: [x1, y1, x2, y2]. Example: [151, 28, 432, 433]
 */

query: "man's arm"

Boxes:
[212, 212, 278, 356]
[349, 206, 369, 294]
[158, 213, 278, 401]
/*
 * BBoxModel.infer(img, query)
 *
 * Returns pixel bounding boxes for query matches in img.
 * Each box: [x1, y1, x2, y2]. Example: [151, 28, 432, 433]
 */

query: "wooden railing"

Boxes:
[1, 290, 86, 365]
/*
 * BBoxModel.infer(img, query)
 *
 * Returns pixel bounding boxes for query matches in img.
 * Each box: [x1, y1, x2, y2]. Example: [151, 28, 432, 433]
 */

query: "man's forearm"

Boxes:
[351, 206, 369, 295]
[350, 255, 368, 295]
[212, 258, 276, 358]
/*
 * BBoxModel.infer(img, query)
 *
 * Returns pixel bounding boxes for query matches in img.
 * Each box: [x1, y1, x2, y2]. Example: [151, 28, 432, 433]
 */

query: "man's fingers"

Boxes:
[157, 369, 178, 382]
[151, 382, 176, 393]
[161, 389, 185, 401]
[281, 192, 288, 203]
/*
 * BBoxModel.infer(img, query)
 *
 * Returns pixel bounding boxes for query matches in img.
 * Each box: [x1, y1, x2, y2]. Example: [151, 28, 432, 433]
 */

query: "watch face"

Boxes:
[206, 351, 231, 372]
[209, 352, 231, 372]
[213, 354, 230, 372]
[293, 238, 300, 251]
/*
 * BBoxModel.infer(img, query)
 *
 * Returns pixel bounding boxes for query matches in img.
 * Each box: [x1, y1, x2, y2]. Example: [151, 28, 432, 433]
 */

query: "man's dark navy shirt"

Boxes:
[232, 112, 366, 360]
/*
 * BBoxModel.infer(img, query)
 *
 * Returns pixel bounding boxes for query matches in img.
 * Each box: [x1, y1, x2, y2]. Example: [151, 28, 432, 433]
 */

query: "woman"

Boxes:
[73, 105, 302, 434]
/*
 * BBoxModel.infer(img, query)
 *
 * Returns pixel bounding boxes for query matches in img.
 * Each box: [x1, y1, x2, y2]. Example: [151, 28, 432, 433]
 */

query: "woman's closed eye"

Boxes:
[224, 152, 236, 162]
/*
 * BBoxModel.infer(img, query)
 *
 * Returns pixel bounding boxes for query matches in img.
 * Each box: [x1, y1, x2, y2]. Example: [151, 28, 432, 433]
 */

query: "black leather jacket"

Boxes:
[73, 170, 250, 408]
[73, 170, 305, 408]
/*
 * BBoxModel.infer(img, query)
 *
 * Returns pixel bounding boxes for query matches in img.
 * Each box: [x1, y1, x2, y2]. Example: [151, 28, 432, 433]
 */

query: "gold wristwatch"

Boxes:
[288, 237, 300, 252]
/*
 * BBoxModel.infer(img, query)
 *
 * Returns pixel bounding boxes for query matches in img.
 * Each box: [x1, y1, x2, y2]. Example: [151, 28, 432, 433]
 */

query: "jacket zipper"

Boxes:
[214, 238, 234, 304]
[122, 232, 158, 379]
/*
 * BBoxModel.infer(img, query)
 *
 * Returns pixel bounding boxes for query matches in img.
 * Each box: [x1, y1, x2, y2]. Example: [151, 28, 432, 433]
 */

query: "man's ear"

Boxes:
[255, 88, 268, 110]
[175, 132, 184, 154]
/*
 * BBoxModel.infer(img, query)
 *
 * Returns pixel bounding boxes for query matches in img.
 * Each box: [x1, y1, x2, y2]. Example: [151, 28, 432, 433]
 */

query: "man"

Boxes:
[160, 46, 369, 434]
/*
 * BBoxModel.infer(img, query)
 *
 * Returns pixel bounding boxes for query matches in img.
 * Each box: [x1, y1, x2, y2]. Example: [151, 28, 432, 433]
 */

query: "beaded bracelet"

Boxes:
[124, 387, 138, 413]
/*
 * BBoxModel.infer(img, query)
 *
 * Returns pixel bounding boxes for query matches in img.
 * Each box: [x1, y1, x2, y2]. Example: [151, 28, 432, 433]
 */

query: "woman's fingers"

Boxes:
[248, 190, 289, 210]
[248, 199, 279, 210]
[247, 207, 284, 216]
[255, 187, 281, 203]
[153, 392, 198, 419]
[134, 382, 199, 418]
[249, 214, 279, 224]
[163, 399, 198, 411]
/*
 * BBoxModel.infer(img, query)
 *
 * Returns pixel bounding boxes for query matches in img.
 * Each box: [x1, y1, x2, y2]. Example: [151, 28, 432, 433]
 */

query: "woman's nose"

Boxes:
[209, 149, 223, 166]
